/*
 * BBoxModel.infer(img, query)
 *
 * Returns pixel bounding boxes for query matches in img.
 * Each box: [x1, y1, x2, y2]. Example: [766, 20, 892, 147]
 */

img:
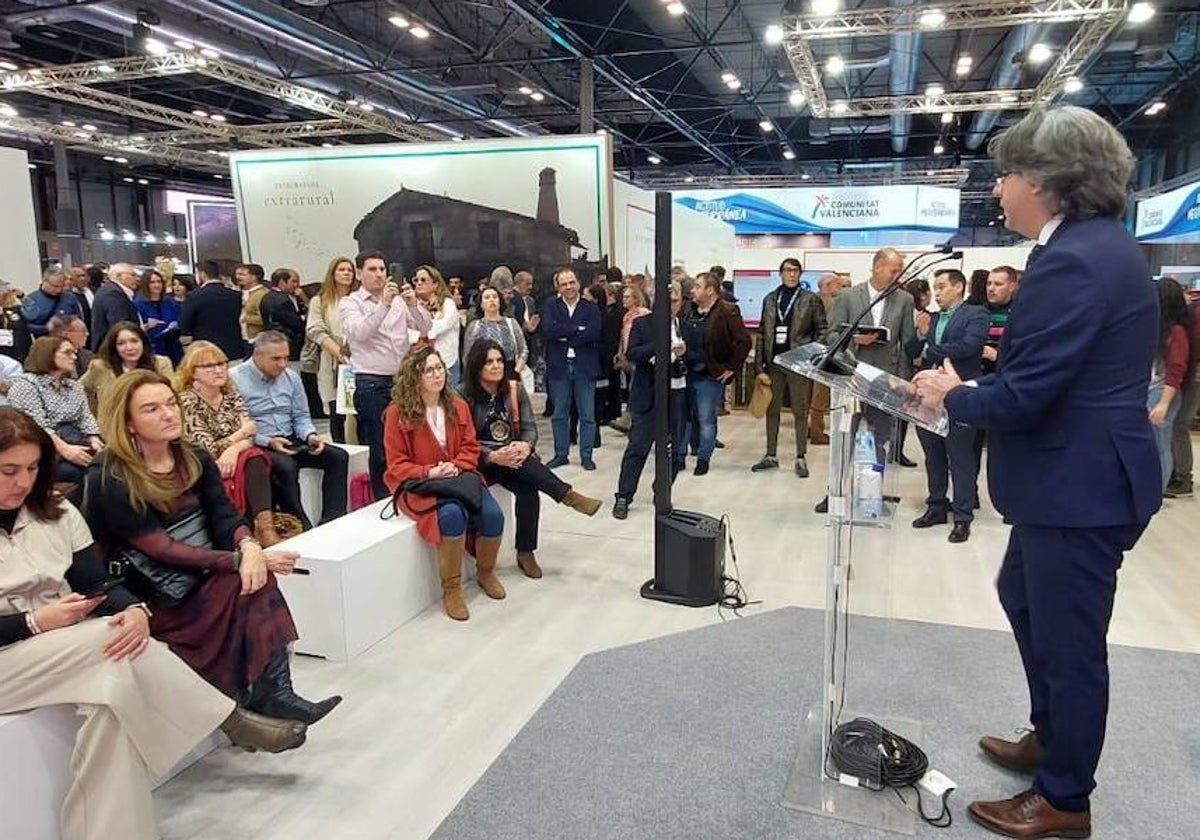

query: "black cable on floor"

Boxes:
[716, 514, 761, 620]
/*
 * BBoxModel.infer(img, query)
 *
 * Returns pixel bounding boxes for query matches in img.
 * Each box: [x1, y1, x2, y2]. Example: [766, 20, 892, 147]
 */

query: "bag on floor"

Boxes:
[749, 373, 773, 419]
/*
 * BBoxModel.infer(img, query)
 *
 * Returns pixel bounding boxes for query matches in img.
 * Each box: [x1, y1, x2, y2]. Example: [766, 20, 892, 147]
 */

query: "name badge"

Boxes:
[774, 326, 789, 345]
[0, 330, 13, 347]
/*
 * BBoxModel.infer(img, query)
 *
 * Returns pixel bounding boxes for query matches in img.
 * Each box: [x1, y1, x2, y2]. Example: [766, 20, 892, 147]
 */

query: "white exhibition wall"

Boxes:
[612, 178, 736, 277]
[230, 134, 612, 285]
[0, 147, 41, 288]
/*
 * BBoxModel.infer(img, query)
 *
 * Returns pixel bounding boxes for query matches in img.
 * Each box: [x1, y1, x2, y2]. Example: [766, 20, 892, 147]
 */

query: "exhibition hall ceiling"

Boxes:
[0, 0, 1196, 225]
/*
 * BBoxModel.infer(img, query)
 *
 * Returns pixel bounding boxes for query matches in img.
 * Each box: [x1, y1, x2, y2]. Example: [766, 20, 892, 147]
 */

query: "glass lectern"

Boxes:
[773, 343, 949, 834]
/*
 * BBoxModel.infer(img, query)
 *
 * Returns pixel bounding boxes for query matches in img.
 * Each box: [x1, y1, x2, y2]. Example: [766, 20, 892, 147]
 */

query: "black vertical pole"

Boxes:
[652, 191, 672, 516]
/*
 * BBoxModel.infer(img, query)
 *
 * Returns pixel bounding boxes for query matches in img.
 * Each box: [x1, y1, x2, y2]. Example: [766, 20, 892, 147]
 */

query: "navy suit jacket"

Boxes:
[905, 303, 989, 382]
[90, 282, 140, 350]
[179, 282, 246, 361]
[540, 296, 602, 381]
[625, 313, 657, 414]
[944, 217, 1161, 528]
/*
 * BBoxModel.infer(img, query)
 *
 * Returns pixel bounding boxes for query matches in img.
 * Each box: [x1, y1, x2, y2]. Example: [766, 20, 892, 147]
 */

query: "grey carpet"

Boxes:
[432, 608, 1200, 839]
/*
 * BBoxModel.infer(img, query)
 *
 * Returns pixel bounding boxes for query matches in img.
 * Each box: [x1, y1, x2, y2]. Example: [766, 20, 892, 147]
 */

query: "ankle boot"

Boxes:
[516, 550, 542, 579]
[473, 536, 507, 599]
[562, 489, 602, 517]
[438, 536, 469, 620]
[247, 649, 343, 726]
[220, 705, 307, 753]
[253, 510, 282, 547]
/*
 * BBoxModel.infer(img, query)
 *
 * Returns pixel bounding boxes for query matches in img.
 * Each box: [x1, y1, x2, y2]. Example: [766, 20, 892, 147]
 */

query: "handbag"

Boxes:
[397, 472, 483, 514]
[506, 317, 536, 394]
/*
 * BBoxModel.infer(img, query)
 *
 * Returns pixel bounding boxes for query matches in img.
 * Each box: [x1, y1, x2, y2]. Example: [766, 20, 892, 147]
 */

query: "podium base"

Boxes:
[782, 704, 924, 835]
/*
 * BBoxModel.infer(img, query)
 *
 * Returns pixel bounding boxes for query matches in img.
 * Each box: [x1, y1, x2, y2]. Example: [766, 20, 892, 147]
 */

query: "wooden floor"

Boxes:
[156, 410, 1200, 840]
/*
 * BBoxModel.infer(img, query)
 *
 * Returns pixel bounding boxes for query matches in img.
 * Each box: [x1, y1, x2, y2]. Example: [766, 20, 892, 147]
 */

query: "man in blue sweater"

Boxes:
[21, 267, 84, 337]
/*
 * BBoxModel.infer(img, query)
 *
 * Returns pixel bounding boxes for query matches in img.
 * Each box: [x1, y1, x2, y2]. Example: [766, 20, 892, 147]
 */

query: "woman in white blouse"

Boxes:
[414, 264, 462, 384]
[305, 256, 358, 443]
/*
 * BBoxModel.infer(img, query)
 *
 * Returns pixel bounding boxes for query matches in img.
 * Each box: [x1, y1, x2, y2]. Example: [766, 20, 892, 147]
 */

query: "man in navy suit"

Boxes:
[917, 106, 1161, 838]
[179, 260, 245, 361]
[540, 269, 602, 470]
[89, 262, 141, 349]
[905, 268, 988, 543]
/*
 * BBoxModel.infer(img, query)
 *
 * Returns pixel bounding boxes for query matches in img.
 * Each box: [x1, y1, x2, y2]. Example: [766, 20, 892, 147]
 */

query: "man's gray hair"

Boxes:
[669, 280, 682, 298]
[252, 330, 290, 352]
[872, 247, 902, 268]
[818, 272, 840, 292]
[489, 265, 514, 290]
[42, 267, 66, 283]
[989, 105, 1133, 221]
[47, 314, 85, 335]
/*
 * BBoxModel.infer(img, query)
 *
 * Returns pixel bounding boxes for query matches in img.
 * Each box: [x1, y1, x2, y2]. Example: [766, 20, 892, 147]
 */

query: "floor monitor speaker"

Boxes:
[641, 508, 725, 607]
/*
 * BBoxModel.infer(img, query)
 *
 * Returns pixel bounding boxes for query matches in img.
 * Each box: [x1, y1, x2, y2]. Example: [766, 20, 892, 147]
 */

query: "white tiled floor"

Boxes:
[157, 409, 1200, 839]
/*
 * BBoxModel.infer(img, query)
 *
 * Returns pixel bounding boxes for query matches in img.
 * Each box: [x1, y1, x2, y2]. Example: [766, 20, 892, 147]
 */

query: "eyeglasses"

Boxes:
[195, 362, 224, 370]
[421, 364, 446, 377]
[57, 348, 78, 357]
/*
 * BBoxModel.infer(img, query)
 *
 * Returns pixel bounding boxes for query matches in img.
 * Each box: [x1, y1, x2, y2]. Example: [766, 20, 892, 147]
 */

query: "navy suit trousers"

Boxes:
[917, 423, 978, 522]
[998, 521, 1146, 812]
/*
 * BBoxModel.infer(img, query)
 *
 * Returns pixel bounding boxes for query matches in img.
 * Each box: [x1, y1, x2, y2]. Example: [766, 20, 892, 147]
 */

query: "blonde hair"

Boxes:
[623, 283, 647, 309]
[318, 256, 358, 314]
[98, 369, 201, 514]
[414, 263, 450, 311]
[390, 345, 456, 424]
[174, 340, 230, 393]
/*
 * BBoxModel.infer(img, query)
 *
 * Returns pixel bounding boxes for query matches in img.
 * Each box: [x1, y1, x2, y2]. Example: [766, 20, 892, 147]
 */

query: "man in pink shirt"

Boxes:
[339, 250, 432, 499]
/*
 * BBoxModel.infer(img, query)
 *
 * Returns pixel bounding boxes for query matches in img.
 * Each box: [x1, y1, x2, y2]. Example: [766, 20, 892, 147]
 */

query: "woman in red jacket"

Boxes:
[383, 345, 506, 621]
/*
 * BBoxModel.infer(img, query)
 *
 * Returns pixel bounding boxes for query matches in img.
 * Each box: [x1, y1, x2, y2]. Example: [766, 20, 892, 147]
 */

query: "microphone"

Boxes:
[814, 248, 962, 374]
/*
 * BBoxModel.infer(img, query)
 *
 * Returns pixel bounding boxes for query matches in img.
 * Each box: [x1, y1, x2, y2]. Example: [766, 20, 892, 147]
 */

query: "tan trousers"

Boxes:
[0, 619, 233, 840]
[809, 382, 831, 440]
[766, 368, 813, 458]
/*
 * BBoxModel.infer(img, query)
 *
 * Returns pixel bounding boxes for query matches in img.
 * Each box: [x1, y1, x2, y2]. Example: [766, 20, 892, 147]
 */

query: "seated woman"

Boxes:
[80, 321, 174, 414]
[0, 407, 306, 840]
[6, 335, 103, 483]
[383, 345, 506, 622]
[176, 341, 281, 546]
[460, 340, 601, 579]
[81, 369, 341, 725]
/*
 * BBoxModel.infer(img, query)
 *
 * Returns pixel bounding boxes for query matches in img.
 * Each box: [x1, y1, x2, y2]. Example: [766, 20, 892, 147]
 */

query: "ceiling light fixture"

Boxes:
[720, 70, 736, 82]
[926, 84, 945, 97]
[115, 157, 128, 163]
[143, 37, 169, 56]
[783, 148, 796, 160]
[1128, 2, 1155, 24]
[410, 25, 430, 39]
[518, 85, 532, 95]
[811, 0, 840, 15]
[200, 47, 220, 59]
[1146, 100, 1166, 115]
[144, 233, 157, 243]
[210, 113, 227, 122]
[788, 89, 806, 108]
[1028, 42, 1052, 64]
[388, 14, 410, 29]
[100, 230, 115, 240]
[61, 120, 75, 127]
[136, 178, 149, 185]
[81, 123, 96, 131]
[764, 23, 784, 45]
[831, 100, 849, 115]
[1063, 76, 1084, 94]
[825, 55, 845, 75]
[0, 61, 17, 72]
[213, 174, 225, 179]
[666, 1, 686, 16]
[322, 142, 335, 148]
[173, 39, 195, 50]
[73, 131, 90, 139]
[725, 78, 741, 90]
[759, 119, 774, 132]
[122, 231, 136, 241]
[122, 177, 134, 183]
[0, 104, 17, 117]
[801, 172, 812, 180]
[1000, 93, 1019, 103]
[941, 112, 953, 124]
[97, 63, 115, 73]
[191, 109, 208, 117]
[530, 91, 545, 102]
[934, 143, 945, 154]
[647, 154, 662, 165]
[684, 176, 695, 183]
[360, 102, 375, 112]
[163, 234, 176, 244]
[919, 8, 947, 27]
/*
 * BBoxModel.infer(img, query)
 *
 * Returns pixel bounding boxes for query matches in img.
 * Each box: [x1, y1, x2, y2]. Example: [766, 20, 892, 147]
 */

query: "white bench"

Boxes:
[276, 487, 515, 662]
[298, 442, 370, 525]
[0, 707, 222, 840]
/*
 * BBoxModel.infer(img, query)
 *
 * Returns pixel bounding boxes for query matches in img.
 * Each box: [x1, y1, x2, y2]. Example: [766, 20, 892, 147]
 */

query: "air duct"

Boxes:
[889, 0, 921, 154]
[965, 24, 1041, 150]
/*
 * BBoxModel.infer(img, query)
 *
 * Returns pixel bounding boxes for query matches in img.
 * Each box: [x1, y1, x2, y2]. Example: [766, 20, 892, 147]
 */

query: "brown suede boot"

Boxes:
[516, 551, 542, 579]
[253, 511, 282, 547]
[437, 536, 469, 621]
[562, 489, 602, 516]
[473, 536, 507, 600]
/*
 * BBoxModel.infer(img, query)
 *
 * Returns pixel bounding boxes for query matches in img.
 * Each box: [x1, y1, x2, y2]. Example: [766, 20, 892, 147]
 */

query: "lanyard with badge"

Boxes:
[775, 287, 799, 346]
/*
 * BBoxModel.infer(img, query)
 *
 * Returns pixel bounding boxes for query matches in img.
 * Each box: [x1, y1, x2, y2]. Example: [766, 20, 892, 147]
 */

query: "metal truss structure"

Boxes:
[783, 0, 1128, 118]
[0, 113, 225, 171]
[634, 168, 972, 189]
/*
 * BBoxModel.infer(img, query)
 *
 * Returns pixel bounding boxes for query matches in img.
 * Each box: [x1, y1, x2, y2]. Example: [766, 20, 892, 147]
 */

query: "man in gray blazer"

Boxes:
[825, 247, 916, 461]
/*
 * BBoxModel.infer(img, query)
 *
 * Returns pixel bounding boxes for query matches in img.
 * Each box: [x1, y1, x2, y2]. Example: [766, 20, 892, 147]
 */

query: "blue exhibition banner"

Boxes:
[1136, 181, 1200, 242]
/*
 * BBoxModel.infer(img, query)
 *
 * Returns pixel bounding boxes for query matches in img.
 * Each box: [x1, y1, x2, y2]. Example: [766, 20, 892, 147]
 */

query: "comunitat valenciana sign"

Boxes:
[1135, 180, 1200, 242]
[673, 185, 961, 235]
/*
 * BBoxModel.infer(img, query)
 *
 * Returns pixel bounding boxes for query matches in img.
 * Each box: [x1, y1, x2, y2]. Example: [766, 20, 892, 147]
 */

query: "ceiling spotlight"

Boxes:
[831, 100, 849, 115]
[173, 39, 195, 50]
[122, 177, 134, 183]
[1063, 76, 1084, 94]
[956, 55, 972, 76]
[164, 234, 176, 244]
[115, 157, 128, 163]
[1028, 42, 1052, 64]
[210, 113, 227, 122]
[81, 123, 96, 131]
[103, 155, 115, 161]
[999, 92, 1019, 103]
[720, 70, 736, 82]
[0, 61, 18, 72]
[1146, 100, 1166, 115]
[97, 63, 115, 73]
[788, 89, 806, 108]
[61, 120, 75, 127]
[360, 102, 375, 112]
[759, 119, 774, 132]
[388, 14, 410, 29]
[136, 178, 149, 185]
[825, 55, 845, 75]
[530, 91, 545, 102]
[647, 154, 662, 165]
[192, 109, 208, 117]
[518, 85, 532, 95]
[934, 143, 945, 154]
[941, 112, 953, 124]
[143, 37, 169, 56]
[801, 172, 812, 180]
[666, 1, 686, 15]
[925, 84, 945, 97]
[919, 8, 946, 27]
[73, 131, 90, 139]
[322, 142, 335, 148]
[783, 148, 796, 160]
[213, 174, 225, 179]
[684, 175, 695, 183]
[144, 233, 157, 243]
[130, 135, 144, 142]
[0, 104, 17, 117]
[100, 230, 115, 240]
[725, 78, 741, 90]
[200, 47, 220, 59]
[410, 25, 430, 39]
[811, 0, 840, 15]
[122, 231, 136, 241]
[1128, 2, 1155, 23]
[764, 23, 784, 44]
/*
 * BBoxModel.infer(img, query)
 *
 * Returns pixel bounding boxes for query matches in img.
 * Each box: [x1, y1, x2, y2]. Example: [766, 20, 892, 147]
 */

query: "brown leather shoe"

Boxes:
[968, 791, 1090, 838]
[562, 489, 602, 516]
[220, 705, 307, 753]
[980, 731, 1046, 774]
[516, 551, 542, 579]
[253, 510, 282, 548]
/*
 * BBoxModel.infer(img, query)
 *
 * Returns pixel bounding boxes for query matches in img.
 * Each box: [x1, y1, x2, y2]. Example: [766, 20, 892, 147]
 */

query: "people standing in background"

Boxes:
[415, 264, 462, 385]
[306, 257, 357, 444]
[179, 259, 245, 361]
[1167, 287, 1200, 499]
[0, 283, 32, 365]
[461, 287, 528, 379]
[1148, 277, 1192, 492]
[22, 268, 85, 337]
[541, 269, 602, 470]
[893, 276, 932, 468]
[68, 264, 93, 326]
[236, 264, 269, 353]
[806, 273, 842, 446]
[134, 269, 182, 365]
[966, 268, 989, 306]
[262, 268, 307, 361]
[89, 263, 141, 350]
[172, 275, 195, 306]
[973, 265, 1022, 485]
[47, 315, 93, 376]
[339, 250, 432, 500]
[512, 270, 541, 386]
[586, 281, 621, 439]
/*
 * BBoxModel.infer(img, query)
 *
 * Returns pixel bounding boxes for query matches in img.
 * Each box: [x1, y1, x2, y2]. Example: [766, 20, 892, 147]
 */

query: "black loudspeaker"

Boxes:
[642, 509, 726, 607]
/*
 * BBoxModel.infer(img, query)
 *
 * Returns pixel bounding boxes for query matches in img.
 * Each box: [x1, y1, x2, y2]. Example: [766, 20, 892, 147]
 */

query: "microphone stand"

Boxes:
[814, 248, 962, 375]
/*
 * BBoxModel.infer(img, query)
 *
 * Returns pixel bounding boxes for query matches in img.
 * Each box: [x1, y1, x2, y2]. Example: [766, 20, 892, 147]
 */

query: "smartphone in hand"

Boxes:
[80, 577, 125, 598]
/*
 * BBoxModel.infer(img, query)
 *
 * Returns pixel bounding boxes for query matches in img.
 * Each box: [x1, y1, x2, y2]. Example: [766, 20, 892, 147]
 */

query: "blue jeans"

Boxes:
[436, 488, 505, 538]
[549, 363, 596, 461]
[447, 361, 462, 388]
[1148, 385, 1181, 490]
[354, 374, 394, 501]
[685, 374, 725, 462]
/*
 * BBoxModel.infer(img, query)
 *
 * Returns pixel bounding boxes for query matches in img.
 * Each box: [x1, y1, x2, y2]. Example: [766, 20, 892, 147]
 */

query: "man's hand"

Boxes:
[915, 311, 932, 338]
[381, 281, 400, 306]
[913, 359, 964, 409]
[982, 346, 998, 362]
[104, 607, 150, 660]
[400, 284, 418, 307]
[853, 334, 878, 347]
[527, 314, 541, 331]
[717, 370, 734, 383]
[1149, 403, 1169, 427]
[268, 437, 298, 454]
[60, 443, 93, 467]
[33, 593, 103, 632]
[306, 433, 326, 455]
